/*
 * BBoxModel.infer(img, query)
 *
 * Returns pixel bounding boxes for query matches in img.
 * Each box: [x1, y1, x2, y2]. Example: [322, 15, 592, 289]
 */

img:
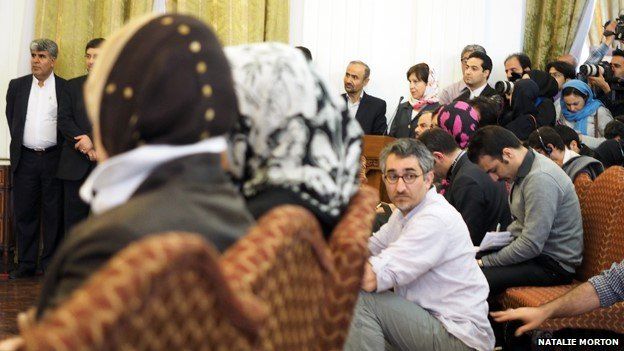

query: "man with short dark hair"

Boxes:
[527, 126, 603, 181]
[418, 128, 510, 245]
[468, 96, 503, 127]
[553, 124, 595, 157]
[439, 44, 487, 104]
[504, 52, 532, 81]
[5, 39, 66, 278]
[546, 61, 576, 90]
[341, 60, 387, 135]
[345, 138, 494, 351]
[594, 120, 624, 167]
[467, 126, 583, 296]
[455, 51, 497, 101]
[57, 38, 105, 233]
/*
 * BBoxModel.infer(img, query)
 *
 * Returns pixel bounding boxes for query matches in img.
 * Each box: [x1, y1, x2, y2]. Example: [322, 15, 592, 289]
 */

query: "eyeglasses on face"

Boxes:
[384, 172, 422, 184]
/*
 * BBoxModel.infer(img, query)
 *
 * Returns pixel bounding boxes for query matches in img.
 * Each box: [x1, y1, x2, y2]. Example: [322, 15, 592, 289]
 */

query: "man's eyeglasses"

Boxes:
[384, 172, 422, 184]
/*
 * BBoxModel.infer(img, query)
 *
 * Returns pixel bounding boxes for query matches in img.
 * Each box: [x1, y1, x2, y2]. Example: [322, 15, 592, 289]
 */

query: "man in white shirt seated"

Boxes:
[439, 44, 487, 105]
[344, 138, 495, 351]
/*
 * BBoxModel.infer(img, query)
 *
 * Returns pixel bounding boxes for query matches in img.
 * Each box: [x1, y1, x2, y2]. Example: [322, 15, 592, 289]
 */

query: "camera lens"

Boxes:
[495, 81, 514, 95]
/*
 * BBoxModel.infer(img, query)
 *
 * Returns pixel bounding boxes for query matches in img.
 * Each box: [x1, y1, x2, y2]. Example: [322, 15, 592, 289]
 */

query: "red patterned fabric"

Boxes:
[498, 166, 624, 333]
[19, 232, 265, 351]
[322, 186, 379, 350]
[10, 188, 378, 351]
[221, 187, 378, 351]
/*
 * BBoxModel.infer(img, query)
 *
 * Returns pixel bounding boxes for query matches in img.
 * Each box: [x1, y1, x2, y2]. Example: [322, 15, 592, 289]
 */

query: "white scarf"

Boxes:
[80, 137, 226, 215]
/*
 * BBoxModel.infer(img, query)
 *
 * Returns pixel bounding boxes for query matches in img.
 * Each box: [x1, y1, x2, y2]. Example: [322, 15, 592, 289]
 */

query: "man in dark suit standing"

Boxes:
[341, 61, 387, 135]
[419, 128, 511, 246]
[5, 39, 66, 278]
[455, 51, 498, 102]
[57, 38, 104, 234]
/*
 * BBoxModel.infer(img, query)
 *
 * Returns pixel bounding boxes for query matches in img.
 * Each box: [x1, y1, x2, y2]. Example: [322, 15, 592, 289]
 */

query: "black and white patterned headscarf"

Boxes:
[226, 43, 363, 219]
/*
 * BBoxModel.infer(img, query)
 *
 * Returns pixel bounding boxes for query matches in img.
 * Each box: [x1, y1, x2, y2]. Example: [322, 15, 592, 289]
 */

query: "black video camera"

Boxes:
[604, 16, 624, 41]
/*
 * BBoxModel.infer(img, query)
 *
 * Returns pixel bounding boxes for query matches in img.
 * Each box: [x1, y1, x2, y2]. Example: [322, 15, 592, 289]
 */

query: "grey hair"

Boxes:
[30, 39, 59, 59]
[461, 44, 486, 58]
[380, 138, 434, 175]
[349, 60, 371, 79]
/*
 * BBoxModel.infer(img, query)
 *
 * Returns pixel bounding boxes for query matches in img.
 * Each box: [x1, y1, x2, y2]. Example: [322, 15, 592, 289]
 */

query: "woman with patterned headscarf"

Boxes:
[226, 43, 363, 236]
[35, 14, 254, 318]
[436, 101, 480, 149]
[388, 63, 440, 138]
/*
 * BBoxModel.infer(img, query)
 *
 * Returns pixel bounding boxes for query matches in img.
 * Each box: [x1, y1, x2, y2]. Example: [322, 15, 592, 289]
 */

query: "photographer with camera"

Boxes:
[495, 70, 558, 132]
[558, 80, 614, 149]
[498, 79, 542, 140]
[585, 49, 624, 117]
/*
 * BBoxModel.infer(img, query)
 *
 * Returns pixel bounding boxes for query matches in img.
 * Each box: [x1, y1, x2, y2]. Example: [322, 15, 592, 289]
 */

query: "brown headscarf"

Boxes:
[84, 14, 238, 157]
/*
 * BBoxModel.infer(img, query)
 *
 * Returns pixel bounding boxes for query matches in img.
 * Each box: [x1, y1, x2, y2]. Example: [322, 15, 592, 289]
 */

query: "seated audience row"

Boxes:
[345, 22, 623, 151]
[31, 14, 361, 320]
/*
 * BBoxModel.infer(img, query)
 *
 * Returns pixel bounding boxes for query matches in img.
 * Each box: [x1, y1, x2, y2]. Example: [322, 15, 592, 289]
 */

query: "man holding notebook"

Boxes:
[467, 126, 584, 296]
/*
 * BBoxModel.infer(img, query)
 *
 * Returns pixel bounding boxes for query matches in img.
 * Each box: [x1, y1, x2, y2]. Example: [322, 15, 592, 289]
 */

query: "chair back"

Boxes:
[575, 166, 624, 281]
[21, 232, 265, 351]
[321, 186, 378, 350]
[221, 205, 333, 350]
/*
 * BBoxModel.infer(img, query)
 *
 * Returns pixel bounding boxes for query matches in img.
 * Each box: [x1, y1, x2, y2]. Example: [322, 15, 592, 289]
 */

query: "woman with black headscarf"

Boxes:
[500, 78, 541, 140]
[35, 14, 254, 318]
[527, 69, 558, 127]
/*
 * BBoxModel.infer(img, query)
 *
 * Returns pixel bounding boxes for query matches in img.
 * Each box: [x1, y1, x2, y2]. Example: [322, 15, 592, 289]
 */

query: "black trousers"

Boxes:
[63, 178, 90, 234]
[12, 148, 63, 271]
[482, 254, 574, 297]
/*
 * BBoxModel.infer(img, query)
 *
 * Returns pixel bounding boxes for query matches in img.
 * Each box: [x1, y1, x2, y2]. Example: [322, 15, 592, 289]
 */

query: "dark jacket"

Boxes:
[36, 154, 254, 317]
[388, 101, 440, 138]
[56, 75, 95, 180]
[5, 74, 66, 172]
[445, 153, 511, 246]
[594, 139, 624, 168]
[528, 70, 558, 127]
[454, 84, 498, 102]
[342, 92, 387, 135]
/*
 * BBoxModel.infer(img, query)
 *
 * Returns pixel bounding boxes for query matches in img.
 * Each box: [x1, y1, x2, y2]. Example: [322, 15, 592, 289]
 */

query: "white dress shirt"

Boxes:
[369, 187, 495, 351]
[346, 91, 364, 119]
[23, 73, 58, 150]
[468, 82, 488, 100]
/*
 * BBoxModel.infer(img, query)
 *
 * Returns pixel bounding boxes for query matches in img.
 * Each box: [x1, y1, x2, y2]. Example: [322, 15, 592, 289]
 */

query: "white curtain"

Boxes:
[0, 0, 36, 162]
[569, 0, 597, 63]
[290, 0, 526, 117]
